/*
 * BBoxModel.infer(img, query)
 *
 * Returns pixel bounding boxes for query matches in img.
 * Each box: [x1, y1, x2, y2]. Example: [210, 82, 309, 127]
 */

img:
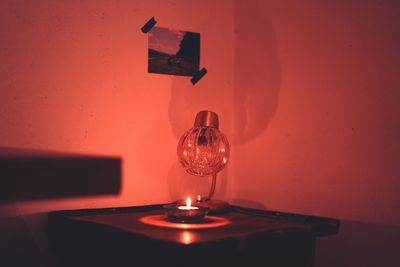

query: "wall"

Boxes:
[0, 0, 234, 211]
[231, 0, 400, 266]
[0, 1, 234, 266]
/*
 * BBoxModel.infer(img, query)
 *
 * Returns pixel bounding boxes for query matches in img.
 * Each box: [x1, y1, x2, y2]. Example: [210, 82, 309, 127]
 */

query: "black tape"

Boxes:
[191, 68, 207, 85]
[141, 17, 157, 33]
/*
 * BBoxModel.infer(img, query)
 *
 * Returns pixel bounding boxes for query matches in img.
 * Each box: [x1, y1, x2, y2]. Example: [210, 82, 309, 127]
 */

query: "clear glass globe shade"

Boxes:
[177, 126, 230, 177]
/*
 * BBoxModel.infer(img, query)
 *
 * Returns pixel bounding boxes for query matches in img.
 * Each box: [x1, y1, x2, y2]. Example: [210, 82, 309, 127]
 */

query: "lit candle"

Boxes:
[164, 196, 208, 222]
[178, 197, 199, 210]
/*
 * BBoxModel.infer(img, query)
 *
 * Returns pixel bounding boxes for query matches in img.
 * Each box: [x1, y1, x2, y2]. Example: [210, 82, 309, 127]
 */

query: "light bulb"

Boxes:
[177, 111, 230, 177]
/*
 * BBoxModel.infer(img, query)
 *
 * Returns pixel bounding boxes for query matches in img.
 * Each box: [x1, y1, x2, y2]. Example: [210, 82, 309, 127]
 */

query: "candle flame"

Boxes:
[186, 196, 192, 208]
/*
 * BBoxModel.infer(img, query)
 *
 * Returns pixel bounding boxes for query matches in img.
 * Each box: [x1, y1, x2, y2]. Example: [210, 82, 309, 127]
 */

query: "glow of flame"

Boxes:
[180, 231, 194, 245]
[139, 215, 231, 229]
[186, 196, 192, 208]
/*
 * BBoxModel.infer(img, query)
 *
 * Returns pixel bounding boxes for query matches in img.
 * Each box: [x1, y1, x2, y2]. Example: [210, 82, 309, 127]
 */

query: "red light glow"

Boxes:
[179, 231, 195, 245]
[139, 214, 230, 229]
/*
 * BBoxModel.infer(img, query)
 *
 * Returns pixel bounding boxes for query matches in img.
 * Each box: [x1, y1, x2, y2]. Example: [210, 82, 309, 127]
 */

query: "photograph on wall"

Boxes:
[148, 26, 200, 77]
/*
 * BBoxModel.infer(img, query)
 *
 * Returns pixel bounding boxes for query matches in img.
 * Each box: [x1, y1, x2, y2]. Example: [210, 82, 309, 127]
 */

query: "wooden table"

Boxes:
[47, 204, 339, 267]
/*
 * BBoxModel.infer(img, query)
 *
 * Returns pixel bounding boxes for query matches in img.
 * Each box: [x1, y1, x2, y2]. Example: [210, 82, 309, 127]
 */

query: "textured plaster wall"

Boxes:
[231, 1, 400, 266]
[232, 0, 400, 227]
[0, 0, 234, 215]
[0, 1, 234, 266]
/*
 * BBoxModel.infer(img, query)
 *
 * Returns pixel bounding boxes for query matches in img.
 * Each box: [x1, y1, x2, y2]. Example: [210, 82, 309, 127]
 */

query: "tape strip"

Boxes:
[191, 68, 207, 85]
[141, 17, 157, 33]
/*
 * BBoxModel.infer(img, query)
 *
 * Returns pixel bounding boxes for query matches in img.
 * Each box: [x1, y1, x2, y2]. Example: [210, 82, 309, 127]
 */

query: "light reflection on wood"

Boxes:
[139, 214, 230, 229]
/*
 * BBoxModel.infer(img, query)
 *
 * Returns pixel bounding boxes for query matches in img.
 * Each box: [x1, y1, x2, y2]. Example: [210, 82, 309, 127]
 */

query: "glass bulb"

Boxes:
[177, 126, 230, 177]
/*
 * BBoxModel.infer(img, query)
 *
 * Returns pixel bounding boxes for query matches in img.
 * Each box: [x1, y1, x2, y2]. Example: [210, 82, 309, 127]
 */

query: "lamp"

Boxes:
[177, 110, 230, 213]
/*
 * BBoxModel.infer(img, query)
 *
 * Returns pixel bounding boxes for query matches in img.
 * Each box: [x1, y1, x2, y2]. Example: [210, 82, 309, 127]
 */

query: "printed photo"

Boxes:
[148, 26, 200, 76]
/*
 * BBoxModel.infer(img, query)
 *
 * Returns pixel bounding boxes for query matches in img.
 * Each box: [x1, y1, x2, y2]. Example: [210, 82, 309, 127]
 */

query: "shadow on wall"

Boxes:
[167, 0, 281, 200]
[233, 0, 281, 144]
[0, 147, 121, 202]
[316, 220, 400, 267]
[167, 0, 281, 144]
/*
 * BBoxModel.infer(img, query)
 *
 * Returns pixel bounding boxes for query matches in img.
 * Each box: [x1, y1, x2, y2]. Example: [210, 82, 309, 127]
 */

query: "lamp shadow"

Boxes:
[167, 0, 281, 200]
[232, 0, 282, 144]
[168, 0, 281, 144]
